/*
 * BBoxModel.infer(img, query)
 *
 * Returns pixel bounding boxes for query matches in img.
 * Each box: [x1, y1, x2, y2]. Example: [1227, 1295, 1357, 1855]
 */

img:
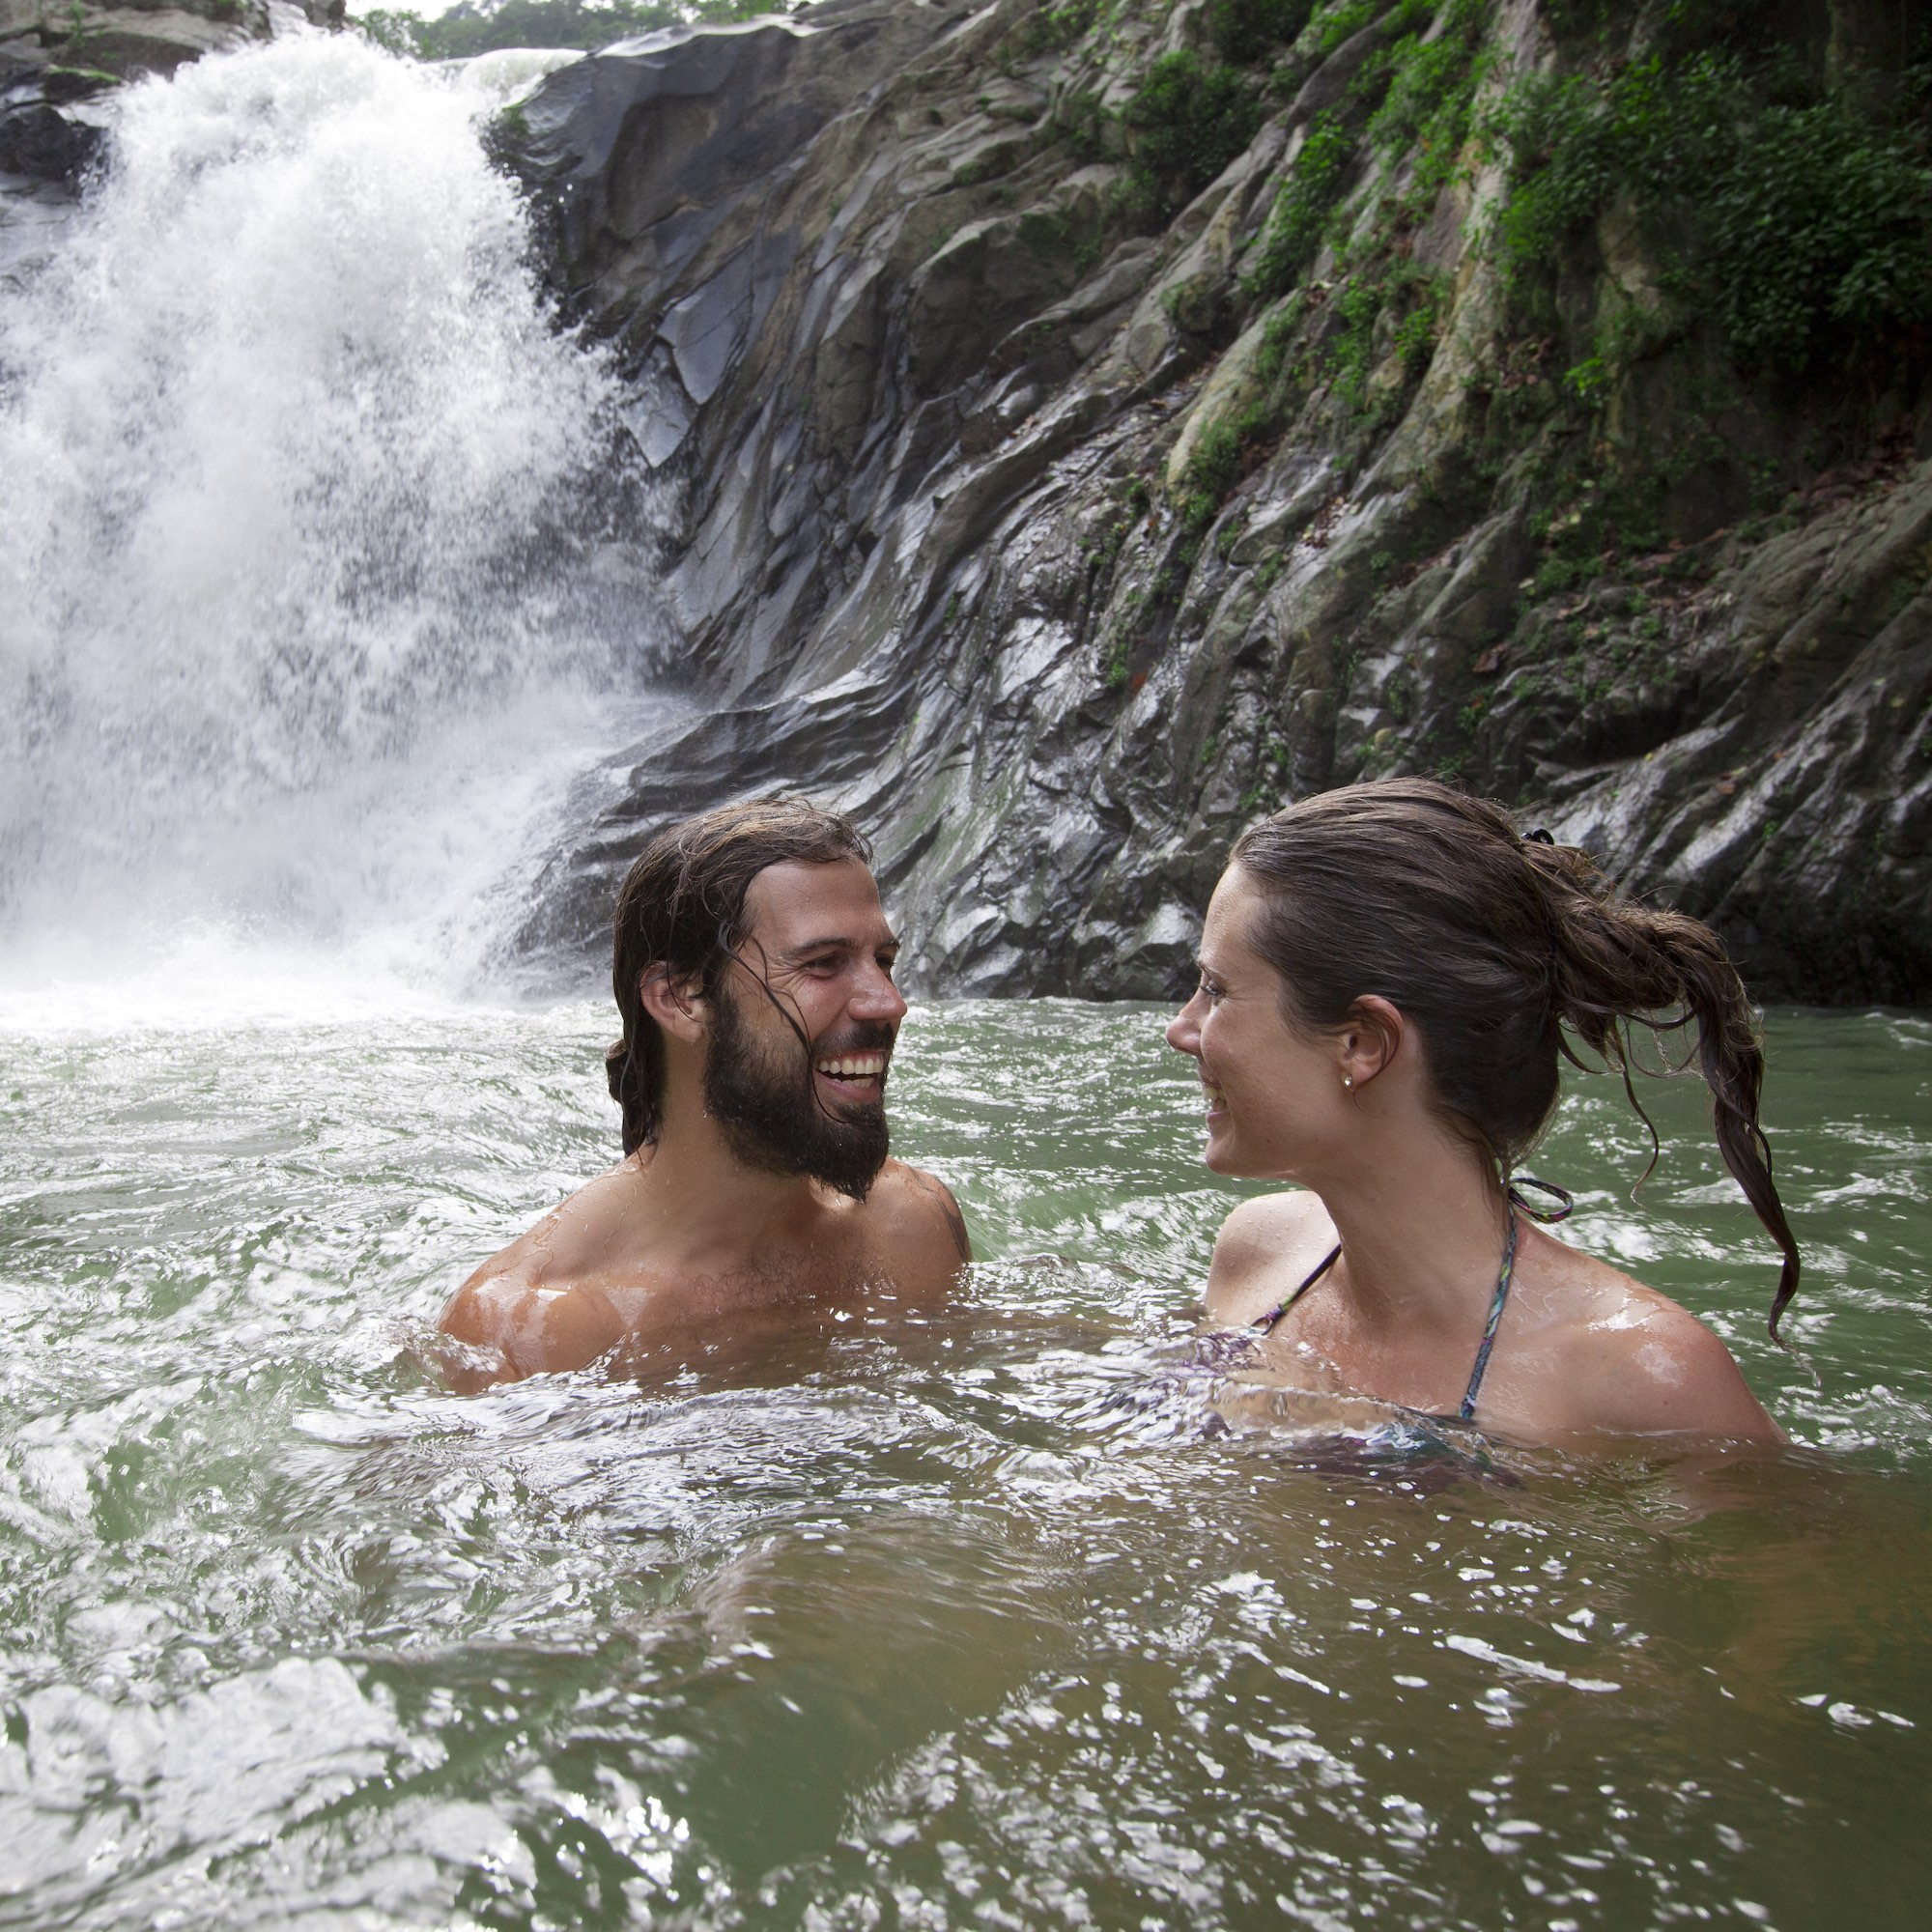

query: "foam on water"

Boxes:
[0, 31, 668, 1010]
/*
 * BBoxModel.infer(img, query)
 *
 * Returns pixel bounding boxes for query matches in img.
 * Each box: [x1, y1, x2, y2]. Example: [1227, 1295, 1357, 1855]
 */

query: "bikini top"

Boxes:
[1252, 1178, 1575, 1423]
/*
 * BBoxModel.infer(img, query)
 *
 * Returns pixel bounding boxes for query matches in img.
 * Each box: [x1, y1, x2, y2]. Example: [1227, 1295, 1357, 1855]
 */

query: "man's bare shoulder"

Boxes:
[857, 1158, 972, 1293]
[437, 1162, 649, 1383]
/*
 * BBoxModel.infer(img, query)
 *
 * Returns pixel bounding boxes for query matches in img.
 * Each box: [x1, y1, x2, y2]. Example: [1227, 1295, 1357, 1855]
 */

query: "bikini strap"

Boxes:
[1458, 1206, 1519, 1422]
[1250, 1174, 1568, 1419]
[1254, 1241, 1340, 1334]
[1507, 1174, 1573, 1223]
[1461, 1176, 1567, 1418]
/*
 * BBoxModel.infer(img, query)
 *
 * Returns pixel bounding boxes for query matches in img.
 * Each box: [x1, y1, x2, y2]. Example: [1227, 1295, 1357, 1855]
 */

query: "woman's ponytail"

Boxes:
[1523, 845, 1803, 1339]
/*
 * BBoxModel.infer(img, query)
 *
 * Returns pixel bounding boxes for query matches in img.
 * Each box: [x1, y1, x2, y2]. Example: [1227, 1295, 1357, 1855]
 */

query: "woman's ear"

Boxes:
[1339, 996, 1403, 1090]
[639, 965, 708, 1043]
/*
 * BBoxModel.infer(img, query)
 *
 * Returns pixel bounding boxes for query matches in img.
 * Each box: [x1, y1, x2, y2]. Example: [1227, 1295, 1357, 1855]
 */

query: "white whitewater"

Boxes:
[0, 33, 668, 1020]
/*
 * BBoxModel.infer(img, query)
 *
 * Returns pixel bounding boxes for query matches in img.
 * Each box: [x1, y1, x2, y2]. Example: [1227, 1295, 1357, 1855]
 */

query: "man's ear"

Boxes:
[639, 965, 708, 1044]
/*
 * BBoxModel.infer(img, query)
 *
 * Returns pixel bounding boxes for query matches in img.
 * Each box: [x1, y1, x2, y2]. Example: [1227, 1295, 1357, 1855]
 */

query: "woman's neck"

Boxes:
[1308, 1129, 1513, 1336]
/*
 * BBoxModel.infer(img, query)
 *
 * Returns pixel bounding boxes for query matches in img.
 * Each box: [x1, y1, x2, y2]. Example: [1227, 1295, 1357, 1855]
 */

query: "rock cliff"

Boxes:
[502, 0, 1931, 1003]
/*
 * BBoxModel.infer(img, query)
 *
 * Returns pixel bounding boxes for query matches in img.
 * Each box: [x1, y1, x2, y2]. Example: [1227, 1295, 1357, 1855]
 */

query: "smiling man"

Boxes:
[438, 799, 970, 1384]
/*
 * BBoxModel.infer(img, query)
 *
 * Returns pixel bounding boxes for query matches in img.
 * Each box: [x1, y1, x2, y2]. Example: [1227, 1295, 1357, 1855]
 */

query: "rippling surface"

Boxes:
[1, 999, 1927, 1929]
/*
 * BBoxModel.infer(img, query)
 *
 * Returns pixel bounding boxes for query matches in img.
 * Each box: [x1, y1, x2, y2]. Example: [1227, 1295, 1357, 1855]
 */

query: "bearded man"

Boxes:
[438, 799, 970, 1384]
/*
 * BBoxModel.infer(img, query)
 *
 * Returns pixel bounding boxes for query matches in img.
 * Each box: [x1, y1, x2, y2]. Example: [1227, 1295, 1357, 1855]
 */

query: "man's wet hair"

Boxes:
[606, 797, 872, 1154]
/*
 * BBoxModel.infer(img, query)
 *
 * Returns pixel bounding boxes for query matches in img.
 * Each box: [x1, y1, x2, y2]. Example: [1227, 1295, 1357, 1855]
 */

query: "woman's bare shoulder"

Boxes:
[1204, 1190, 1335, 1323]
[1519, 1236, 1783, 1443]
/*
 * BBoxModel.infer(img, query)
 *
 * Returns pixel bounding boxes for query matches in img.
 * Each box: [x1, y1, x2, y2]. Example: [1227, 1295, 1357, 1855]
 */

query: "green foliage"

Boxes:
[1244, 109, 1351, 296]
[1016, 204, 1106, 276]
[1244, 1, 1487, 300]
[1251, 294, 1304, 384]
[1016, 1, 1095, 60]
[1705, 95, 1932, 366]
[1325, 259, 1447, 424]
[1051, 88, 1109, 164]
[1084, 474, 1152, 580]
[1204, 0, 1312, 67]
[1487, 50, 1932, 373]
[1308, 0, 1379, 57]
[1121, 50, 1265, 221]
[1363, 0, 1488, 190]
[1179, 398, 1277, 532]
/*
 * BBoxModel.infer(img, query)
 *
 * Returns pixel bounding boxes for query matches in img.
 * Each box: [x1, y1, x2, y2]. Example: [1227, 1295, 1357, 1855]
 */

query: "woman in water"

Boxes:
[1168, 779, 1799, 1443]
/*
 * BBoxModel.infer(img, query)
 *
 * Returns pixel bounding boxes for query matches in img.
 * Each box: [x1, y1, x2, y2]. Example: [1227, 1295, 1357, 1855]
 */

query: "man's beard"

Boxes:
[703, 982, 892, 1201]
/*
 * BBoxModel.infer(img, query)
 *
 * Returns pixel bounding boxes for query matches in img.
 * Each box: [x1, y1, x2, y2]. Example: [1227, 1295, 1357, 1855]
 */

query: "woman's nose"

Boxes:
[1166, 994, 1203, 1057]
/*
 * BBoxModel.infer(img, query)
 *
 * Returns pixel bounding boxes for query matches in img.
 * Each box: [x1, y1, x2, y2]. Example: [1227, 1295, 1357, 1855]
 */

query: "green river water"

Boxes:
[1, 997, 1927, 1930]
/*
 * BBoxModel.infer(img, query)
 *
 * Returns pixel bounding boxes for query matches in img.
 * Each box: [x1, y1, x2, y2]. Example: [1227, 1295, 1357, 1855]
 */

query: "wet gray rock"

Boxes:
[502, 0, 1929, 1005]
[0, 0, 328, 187]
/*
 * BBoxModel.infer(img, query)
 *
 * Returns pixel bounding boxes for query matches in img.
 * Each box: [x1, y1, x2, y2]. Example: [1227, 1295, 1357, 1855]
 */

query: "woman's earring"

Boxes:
[1342, 1074, 1353, 1090]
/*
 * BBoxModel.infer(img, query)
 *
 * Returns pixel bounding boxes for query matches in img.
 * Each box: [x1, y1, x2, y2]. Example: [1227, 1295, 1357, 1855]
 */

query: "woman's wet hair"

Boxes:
[1232, 779, 1802, 1337]
[607, 797, 872, 1155]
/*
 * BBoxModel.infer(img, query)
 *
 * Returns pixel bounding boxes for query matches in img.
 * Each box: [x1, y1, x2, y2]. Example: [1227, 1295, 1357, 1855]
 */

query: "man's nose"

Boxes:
[851, 962, 908, 1025]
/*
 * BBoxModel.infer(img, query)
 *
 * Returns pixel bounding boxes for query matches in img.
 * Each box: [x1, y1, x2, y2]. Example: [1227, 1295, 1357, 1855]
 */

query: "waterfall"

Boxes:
[0, 32, 671, 1010]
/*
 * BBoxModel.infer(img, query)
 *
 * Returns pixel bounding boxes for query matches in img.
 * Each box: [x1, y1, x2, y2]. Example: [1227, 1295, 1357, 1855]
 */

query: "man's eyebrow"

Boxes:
[777, 931, 901, 962]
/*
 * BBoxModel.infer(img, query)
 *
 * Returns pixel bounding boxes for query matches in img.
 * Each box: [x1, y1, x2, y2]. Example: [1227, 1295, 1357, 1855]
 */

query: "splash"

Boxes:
[0, 32, 668, 1004]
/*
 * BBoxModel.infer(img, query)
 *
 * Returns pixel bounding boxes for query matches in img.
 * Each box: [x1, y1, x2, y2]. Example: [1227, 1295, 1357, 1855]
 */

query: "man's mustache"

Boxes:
[808, 1020, 898, 1065]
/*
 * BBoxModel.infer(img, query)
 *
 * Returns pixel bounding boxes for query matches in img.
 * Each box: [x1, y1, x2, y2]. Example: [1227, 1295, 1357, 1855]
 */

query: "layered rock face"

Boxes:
[505, 0, 1929, 1003]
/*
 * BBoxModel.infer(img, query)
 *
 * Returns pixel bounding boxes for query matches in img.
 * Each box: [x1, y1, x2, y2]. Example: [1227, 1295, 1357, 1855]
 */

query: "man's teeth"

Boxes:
[815, 1053, 888, 1078]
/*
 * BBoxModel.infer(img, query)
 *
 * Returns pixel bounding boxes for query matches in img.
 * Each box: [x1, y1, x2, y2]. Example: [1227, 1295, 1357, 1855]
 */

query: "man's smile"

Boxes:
[813, 1049, 891, 1093]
